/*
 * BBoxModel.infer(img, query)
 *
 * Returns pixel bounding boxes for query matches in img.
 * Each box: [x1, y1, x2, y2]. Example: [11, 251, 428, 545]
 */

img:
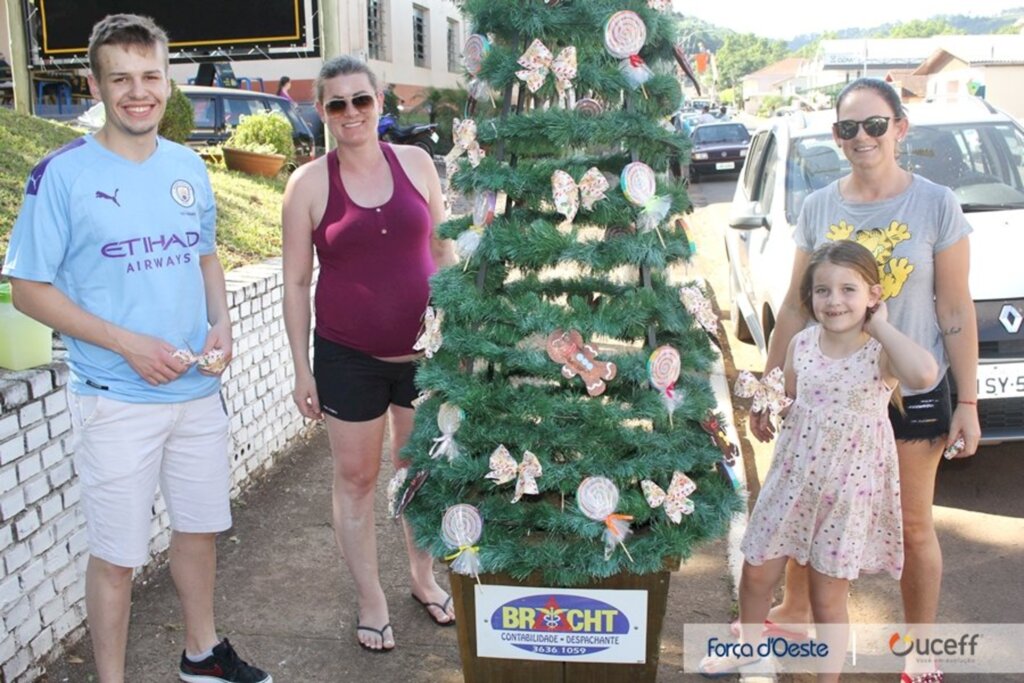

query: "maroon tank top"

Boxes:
[313, 143, 436, 357]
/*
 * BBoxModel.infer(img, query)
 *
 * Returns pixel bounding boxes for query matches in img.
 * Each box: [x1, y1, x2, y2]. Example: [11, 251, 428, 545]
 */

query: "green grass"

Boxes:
[0, 107, 284, 273]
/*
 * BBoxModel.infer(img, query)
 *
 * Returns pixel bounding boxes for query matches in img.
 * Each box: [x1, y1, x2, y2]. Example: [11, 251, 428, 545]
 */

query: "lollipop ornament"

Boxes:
[648, 345, 684, 426]
[463, 33, 493, 112]
[604, 11, 653, 96]
[577, 477, 633, 561]
[442, 504, 484, 581]
[621, 162, 670, 246]
[428, 403, 464, 461]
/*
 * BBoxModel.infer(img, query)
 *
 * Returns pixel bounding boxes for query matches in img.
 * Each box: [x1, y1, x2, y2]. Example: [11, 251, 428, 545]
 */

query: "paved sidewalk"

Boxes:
[40, 423, 737, 682]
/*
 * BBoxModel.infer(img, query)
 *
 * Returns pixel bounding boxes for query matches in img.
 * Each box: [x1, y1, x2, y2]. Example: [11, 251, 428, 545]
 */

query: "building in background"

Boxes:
[1, 0, 467, 112]
[911, 35, 1024, 120]
[167, 0, 465, 107]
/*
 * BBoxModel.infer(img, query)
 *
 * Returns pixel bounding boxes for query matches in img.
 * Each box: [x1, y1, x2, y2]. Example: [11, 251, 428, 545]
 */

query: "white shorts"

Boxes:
[68, 390, 232, 568]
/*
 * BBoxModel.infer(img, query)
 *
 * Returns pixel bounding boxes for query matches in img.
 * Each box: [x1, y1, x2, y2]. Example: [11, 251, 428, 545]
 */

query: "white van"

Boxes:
[725, 99, 1024, 442]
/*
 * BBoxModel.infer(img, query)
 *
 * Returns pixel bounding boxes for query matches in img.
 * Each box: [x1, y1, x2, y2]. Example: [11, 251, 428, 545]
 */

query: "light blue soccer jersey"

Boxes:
[2, 135, 221, 403]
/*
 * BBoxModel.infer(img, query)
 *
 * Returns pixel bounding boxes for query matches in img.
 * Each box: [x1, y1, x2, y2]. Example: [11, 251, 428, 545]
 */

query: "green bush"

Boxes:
[225, 111, 294, 161]
[159, 80, 194, 144]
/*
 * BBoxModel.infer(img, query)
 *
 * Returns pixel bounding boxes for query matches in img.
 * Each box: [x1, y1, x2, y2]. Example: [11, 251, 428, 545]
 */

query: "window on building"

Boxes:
[367, 0, 388, 61]
[447, 19, 460, 73]
[413, 5, 429, 68]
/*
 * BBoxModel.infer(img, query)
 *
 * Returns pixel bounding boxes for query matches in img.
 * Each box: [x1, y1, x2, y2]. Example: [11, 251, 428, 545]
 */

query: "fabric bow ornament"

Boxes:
[444, 118, 484, 178]
[551, 167, 609, 224]
[641, 471, 697, 524]
[516, 39, 577, 95]
[484, 445, 543, 503]
[412, 306, 444, 358]
[647, 0, 672, 9]
[679, 285, 720, 340]
[734, 367, 793, 418]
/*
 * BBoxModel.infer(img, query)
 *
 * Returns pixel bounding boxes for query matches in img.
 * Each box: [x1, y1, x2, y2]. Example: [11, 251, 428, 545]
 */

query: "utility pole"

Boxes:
[320, 0, 340, 151]
[5, 0, 32, 114]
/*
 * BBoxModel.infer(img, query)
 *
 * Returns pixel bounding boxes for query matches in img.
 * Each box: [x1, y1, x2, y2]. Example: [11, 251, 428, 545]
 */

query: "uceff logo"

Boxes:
[888, 631, 981, 657]
[490, 594, 630, 657]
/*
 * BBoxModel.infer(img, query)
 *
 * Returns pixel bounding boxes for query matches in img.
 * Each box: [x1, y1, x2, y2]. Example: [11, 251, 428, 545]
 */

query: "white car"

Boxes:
[725, 99, 1024, 442]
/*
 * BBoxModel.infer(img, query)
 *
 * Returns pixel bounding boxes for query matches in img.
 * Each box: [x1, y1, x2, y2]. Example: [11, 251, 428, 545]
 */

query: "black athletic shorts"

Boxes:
[313, 334, 417, 422]
[888, 372, 951, 441]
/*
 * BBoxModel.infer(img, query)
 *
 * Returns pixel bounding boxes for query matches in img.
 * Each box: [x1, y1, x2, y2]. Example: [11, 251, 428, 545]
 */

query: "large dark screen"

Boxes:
[36, 0, 305, 57]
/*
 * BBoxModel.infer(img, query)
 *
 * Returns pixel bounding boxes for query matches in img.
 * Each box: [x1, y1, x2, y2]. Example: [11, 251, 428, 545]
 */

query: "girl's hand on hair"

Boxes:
[864, 299, 889, 337]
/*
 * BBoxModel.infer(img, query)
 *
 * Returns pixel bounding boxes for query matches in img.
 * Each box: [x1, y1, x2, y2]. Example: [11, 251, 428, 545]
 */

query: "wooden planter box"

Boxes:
[449, 568, 672, 683]
[222, 146, 286, 178]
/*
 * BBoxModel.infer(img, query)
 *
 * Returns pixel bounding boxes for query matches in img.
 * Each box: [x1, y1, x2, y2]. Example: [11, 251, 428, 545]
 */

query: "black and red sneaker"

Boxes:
[179, 638, 272, 683]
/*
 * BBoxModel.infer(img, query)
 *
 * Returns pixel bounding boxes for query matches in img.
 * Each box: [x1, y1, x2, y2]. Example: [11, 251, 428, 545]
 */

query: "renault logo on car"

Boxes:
[999, 304, 1023, 334]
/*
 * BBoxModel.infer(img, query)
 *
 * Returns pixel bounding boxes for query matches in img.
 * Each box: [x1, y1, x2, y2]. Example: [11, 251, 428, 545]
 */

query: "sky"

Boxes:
[674, 0, 1024, 40]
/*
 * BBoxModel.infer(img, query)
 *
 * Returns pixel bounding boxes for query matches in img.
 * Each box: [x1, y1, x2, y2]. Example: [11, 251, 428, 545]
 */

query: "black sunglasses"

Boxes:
[323, 94, 376, 116]
[833, 116, 899, 140]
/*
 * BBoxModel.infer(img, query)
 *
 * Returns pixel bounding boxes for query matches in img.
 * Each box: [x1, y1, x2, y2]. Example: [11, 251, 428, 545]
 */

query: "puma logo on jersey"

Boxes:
[95, 189, 120, 206]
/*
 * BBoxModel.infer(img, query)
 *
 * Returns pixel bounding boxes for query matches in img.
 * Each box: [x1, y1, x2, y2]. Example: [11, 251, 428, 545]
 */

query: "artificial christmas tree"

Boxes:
[393, 1, 743, 679]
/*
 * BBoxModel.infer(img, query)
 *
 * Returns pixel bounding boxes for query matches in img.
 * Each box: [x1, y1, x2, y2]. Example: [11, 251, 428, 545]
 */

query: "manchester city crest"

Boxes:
[170, 180, 195, 208]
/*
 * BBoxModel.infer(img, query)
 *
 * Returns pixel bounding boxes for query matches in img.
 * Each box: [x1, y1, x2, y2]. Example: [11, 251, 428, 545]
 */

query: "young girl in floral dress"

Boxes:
[701, 241, 938, 681]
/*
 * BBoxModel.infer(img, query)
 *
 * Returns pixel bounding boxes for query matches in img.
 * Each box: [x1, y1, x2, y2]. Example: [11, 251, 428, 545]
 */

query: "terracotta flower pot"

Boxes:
[222, 146, 286, 178]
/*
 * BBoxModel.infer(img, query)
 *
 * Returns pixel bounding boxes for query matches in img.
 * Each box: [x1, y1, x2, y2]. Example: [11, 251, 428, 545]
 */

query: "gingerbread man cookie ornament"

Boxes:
[546, 329, 617, 396]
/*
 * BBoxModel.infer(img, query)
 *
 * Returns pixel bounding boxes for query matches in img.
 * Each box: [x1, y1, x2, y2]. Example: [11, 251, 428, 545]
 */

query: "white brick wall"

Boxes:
[0, 257, 316, 682]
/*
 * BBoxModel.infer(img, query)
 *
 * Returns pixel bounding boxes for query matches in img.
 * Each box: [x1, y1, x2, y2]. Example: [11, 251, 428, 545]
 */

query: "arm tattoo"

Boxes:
[942, 326, 963, 337]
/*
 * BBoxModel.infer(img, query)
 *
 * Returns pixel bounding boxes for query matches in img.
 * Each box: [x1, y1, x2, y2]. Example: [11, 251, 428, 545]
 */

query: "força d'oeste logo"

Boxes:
[490, 593, 631, 657]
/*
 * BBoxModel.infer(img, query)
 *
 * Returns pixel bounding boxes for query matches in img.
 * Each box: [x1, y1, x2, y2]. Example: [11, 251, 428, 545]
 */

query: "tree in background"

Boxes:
[883, 18, 965, 38]
[393, 0, 741, 587]
[158, 81, 194, 144]
[715, 33, 787, 89]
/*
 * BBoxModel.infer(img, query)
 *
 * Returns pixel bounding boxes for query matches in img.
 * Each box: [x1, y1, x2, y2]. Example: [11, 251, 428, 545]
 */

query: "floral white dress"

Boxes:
[741, 326, 904, 580]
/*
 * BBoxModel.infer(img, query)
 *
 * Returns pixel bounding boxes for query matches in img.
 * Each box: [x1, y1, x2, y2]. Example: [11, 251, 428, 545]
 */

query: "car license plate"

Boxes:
[977, 362, 1024, 399]
[430, 131, 439, 143]
[715, 161, 735, 170]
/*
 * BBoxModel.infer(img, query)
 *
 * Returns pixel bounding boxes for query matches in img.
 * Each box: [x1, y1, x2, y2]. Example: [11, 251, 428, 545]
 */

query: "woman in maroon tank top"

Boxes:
[281, 56, 455, 653]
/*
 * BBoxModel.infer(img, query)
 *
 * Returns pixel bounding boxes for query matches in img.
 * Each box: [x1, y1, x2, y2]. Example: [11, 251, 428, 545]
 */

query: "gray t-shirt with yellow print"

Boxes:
[795, 174, 972, 395]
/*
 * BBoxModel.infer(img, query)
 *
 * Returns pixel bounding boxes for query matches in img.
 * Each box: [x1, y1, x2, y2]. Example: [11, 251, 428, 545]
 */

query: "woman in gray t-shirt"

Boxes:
[748, 78, 979, 683]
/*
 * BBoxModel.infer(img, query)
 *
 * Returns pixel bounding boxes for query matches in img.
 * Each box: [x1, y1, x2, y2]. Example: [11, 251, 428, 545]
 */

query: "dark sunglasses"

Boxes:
[833, 116, 899, 140]
[323, 94, 376, 116]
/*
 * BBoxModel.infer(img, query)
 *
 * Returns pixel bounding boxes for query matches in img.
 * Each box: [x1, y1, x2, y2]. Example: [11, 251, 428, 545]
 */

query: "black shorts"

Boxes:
[888, 372, 951, 441]
[313, 334, 417, 422]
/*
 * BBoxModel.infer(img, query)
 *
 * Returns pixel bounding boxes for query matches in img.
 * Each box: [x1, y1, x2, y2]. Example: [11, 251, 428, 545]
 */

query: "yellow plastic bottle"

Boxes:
[0, 282, 53, 371]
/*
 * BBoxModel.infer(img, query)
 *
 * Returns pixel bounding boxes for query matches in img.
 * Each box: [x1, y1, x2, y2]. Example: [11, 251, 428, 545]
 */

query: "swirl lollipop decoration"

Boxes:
[577, 477, 633, 561]
[621, 162, 670, 243]
[442, 504, 484, 580]
[574, 98, 604, 117]
[604, 11, 653, 93]
[428, 403, 464, 461]
[463, 33, 490, 76]
[463, 34, 492, 112]
[648, 345, 685, 426]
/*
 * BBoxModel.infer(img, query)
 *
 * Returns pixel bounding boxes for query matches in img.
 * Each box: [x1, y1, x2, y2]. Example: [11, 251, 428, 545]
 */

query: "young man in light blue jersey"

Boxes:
[1, 14, 270, 683]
